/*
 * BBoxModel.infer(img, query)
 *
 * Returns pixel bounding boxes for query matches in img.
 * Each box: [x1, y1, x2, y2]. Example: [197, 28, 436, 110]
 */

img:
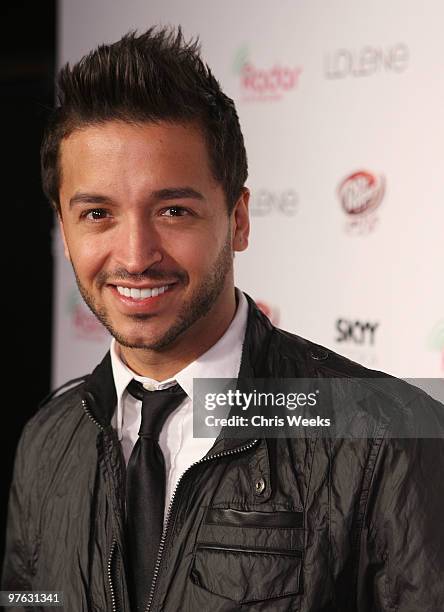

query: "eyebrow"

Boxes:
[69, 187, 205, 209]
[153, 187, 205, 201]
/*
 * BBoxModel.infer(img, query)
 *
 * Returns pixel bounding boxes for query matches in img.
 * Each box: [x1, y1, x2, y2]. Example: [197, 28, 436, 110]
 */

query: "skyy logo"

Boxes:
[233, 46, 302, 102]
[336, 319, 379, 345]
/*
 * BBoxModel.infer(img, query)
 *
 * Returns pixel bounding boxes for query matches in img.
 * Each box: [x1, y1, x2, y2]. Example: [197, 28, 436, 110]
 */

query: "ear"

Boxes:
[231, 187, 250, 252]
[57, 210, 71, 262]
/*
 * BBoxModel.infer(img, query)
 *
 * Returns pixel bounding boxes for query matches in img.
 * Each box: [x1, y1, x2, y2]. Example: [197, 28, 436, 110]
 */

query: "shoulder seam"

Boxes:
[38, 376, 87, 409]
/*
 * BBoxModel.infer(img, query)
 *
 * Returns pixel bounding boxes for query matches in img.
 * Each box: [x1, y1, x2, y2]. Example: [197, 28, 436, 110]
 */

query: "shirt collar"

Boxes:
[110, 290, 249, 437]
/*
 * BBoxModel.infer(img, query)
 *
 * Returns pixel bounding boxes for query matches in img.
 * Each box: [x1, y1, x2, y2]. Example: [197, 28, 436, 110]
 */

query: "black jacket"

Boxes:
[2, 295, 444, 611]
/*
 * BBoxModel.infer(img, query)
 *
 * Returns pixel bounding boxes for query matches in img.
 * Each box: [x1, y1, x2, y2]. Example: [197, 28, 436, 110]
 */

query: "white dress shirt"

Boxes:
[110, 290, 248, 513]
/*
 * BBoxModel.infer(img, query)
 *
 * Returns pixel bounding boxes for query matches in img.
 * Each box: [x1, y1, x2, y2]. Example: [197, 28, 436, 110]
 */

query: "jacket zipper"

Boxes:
[82, 397, 259, 612]
[82, 399, 119, 611]
[107, 538, 118, 612]
[82, 398, 105, 432]
[144, 438, 259, 612]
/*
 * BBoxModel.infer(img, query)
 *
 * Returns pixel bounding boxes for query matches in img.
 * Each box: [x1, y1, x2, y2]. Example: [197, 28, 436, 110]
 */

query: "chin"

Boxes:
[112, 324, 171, 350]
[116, 327, 158, 345]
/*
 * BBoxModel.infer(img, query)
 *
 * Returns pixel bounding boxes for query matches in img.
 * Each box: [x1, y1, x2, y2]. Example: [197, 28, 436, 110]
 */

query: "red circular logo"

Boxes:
[338, 171, 385, 216]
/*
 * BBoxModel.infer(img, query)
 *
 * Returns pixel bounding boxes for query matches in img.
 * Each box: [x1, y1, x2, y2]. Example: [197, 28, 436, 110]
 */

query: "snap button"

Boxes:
[310, 348, 329, 361]
[254, 477, 266, 495]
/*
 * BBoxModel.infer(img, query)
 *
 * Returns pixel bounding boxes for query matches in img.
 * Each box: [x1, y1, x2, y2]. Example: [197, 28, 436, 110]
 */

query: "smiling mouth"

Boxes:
[114, 284, 174, 300]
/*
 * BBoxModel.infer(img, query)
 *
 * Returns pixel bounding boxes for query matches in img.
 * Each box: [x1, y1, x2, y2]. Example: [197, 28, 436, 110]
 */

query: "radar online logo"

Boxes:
[338, 170, 385, 235]
[233, 46, 302, 102]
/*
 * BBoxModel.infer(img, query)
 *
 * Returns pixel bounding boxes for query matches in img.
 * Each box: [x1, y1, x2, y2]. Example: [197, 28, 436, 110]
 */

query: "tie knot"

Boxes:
[126, 380, 186, 440]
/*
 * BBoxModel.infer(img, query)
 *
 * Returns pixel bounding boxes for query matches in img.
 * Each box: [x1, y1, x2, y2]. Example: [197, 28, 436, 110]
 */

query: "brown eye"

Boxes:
[162, 206, 188, 217]
[83, 208, 109, 221]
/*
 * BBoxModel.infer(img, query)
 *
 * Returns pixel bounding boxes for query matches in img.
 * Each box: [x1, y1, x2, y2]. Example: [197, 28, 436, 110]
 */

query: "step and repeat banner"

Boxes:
[53, 0, 444, 386]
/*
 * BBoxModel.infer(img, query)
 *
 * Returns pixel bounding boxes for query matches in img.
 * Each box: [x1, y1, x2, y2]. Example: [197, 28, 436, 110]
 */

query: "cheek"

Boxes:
[167, 240, 202, 272]
[166, 232, 218, 274]
[65, 233, 110, 278]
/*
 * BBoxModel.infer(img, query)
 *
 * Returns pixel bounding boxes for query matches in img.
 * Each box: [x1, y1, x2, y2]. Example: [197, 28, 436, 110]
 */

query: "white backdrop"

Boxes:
[53, 0, 444, 386]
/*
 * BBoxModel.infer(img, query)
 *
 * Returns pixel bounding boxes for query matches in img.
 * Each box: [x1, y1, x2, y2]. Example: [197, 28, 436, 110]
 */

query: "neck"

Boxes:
[118, 289, 238, 381]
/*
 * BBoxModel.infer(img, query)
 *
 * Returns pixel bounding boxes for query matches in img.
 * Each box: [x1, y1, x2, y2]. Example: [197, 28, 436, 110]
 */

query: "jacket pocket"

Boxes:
[190, 508, 304, 604]
[205, 508, 303, 529]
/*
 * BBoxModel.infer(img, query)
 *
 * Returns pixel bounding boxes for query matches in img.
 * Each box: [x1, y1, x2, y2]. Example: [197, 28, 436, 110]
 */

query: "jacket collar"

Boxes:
[82, 292, 276, 430]
[82, 350, 117, 427]
[238, 293, 274, 379]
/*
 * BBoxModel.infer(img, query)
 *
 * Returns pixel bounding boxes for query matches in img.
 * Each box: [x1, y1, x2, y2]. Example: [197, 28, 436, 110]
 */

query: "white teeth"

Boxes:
[116, 285, 170, 300]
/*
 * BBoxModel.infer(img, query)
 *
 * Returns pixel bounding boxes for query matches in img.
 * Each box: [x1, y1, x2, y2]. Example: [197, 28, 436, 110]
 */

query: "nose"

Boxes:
[113, 216, 163, 274]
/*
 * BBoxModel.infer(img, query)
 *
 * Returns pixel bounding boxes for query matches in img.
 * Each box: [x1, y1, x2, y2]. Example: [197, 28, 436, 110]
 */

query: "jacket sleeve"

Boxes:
[357, 434, 444, 611]
[1, 422, 34, 591]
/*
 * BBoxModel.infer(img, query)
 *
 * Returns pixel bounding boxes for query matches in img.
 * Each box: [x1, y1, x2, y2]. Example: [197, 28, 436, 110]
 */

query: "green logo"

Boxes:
[427, 320, 444, 351]
[65, 287, 82, 314]
[233, 45, 249, 74]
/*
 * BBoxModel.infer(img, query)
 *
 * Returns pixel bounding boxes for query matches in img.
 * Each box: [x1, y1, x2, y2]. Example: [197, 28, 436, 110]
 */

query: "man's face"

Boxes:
[58, 120, 249, 351]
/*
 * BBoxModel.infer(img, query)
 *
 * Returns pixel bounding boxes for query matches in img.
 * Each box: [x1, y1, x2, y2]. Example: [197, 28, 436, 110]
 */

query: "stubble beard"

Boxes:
[71, 229, 234, 351]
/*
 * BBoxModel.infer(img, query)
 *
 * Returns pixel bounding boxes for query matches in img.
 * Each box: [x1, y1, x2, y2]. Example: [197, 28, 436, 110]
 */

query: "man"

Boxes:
[2, 26, 443, 612]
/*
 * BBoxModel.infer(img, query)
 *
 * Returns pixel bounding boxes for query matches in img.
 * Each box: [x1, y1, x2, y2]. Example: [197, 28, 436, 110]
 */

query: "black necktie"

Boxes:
[125, 379, 186, 612]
